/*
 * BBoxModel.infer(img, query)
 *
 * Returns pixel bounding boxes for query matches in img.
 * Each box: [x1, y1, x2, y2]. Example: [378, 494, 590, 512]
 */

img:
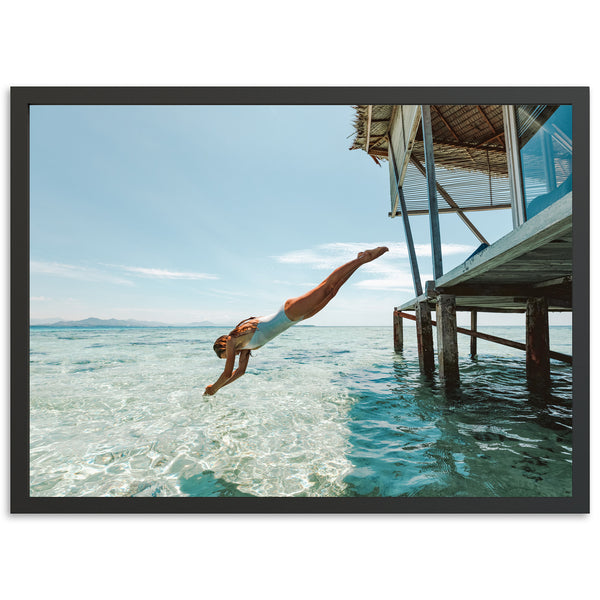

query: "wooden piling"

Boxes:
[470, 310, 477, 358]
[526, 297, 550, 382]
[436, 295, 459, 384]
[393, 310, 403, 352]
[415, 301, 435, 374]
[395, 309, 571, 364]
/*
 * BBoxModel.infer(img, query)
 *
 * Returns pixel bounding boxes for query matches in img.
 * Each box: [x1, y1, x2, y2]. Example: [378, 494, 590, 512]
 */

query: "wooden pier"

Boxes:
[350, 103, 573, 388]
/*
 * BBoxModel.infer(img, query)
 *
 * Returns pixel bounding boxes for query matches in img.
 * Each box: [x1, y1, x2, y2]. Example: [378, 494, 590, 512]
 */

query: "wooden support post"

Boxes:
[396, 309, 572, 364]
[421, 104, 443, 279]
[436, 295, 459, 385]
[470, 310, 477, 358]
[393, 310, 403, 352]
[526, 297, 550, 383]
[415, 301, 435, 374]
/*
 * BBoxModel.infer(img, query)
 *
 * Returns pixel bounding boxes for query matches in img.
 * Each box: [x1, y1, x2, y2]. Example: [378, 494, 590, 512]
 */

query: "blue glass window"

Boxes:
[516, 105, 572, 220]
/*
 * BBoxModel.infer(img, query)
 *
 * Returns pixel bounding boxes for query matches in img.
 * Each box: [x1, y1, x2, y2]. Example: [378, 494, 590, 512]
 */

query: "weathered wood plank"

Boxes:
[438, 282, 571, 298]
[435, 193, 572, 288]
[397, 290, 436, 311]
[393, 310, 403, 352]
[436, 295, 459, 384]
[388, 105, 421, 214]
[526, 297, 551, 382]
[455, 306, 526, 314]
[532, 276, 572, 288]
[415, 301, 435, 374]
[470, 311, 477, 358]
[364, 105, 372, 152]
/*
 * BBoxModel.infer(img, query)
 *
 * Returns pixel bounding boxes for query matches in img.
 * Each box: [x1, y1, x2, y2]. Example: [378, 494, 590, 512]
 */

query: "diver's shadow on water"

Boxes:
[179, 470, 255, 497]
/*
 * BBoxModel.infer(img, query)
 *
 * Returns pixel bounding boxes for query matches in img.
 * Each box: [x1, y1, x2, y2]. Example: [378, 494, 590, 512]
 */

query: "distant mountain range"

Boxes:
[31, 317, 231, 328]
[31, 317, 317, 328]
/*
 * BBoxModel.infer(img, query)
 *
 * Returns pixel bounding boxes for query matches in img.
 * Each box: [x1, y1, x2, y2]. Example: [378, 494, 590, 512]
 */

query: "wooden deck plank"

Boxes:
[395, 195, 572, 313]
[435, 193, 572, 288]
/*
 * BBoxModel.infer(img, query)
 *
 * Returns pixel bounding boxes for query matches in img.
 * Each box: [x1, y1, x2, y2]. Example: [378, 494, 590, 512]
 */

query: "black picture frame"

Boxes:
[12, 86, 590, 514]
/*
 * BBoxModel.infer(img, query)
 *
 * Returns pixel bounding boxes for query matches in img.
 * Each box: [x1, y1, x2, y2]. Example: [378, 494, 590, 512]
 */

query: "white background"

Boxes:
[2, 2, 597, 598]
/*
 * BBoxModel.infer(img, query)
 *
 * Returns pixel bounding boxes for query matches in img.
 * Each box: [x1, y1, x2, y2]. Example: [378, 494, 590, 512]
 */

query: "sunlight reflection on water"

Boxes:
[30, 326, 572, 497]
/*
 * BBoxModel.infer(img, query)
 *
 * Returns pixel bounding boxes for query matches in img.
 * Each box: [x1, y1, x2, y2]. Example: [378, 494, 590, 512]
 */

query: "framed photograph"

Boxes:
[11, 87, 589, 513]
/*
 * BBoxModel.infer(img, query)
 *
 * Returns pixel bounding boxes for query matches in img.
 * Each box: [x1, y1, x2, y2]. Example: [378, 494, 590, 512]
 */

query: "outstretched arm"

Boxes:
[223, 349, 251, 387]
[204, 339, 250, 395]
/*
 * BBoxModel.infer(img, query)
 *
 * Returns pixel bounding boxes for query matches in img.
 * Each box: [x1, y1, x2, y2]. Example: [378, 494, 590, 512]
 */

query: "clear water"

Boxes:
[29, 326, 573, 497]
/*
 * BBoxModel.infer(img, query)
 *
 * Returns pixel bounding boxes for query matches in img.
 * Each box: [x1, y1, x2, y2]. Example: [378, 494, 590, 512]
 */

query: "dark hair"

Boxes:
[212, 317, 257, 358]
[213, 335, 228, 358]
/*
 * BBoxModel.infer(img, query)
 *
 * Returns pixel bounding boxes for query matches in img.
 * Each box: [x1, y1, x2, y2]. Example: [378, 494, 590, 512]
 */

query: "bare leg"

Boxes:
[284, 247, 389, 321]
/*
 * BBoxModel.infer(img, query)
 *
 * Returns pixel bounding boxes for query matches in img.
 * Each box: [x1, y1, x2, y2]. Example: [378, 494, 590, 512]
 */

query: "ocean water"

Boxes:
[29, 326, 573, 498]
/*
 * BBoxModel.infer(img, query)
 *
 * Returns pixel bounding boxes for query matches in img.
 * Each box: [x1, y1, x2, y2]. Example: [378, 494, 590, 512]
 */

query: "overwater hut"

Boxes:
[350, 103, 574, 386]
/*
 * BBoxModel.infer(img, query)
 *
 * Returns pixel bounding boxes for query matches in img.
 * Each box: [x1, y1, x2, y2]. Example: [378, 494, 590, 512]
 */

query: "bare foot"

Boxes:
[358, 246, 389, 262]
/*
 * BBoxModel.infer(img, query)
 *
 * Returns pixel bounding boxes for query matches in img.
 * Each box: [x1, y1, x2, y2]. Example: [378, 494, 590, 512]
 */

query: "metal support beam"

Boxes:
[503, 104, 527, 228]
[421, 105, 443, 279]
[398, 188, 423, 297]
[410, 156, 489, 245]
[389, 135, 423, 297]
[390, 204, 512, 217]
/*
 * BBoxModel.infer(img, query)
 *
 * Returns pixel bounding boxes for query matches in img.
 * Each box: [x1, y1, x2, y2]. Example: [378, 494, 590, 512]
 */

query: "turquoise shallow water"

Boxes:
[29, 326, 572, 497]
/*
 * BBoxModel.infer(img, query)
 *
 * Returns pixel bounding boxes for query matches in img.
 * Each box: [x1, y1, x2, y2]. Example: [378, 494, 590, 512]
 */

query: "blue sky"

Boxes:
[30, 104, 567, 326]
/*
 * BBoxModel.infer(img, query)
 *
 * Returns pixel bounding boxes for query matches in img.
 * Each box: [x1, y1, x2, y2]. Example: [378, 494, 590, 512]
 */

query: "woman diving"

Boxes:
[204, 246, 389, 395]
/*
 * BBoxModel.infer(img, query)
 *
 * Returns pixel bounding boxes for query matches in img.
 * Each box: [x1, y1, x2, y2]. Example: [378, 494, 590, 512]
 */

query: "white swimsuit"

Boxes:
[242, 305, 298, 350]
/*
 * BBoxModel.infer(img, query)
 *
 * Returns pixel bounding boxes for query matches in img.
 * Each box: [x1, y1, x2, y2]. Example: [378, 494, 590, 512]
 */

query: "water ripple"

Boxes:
[30, 326, 572, 497]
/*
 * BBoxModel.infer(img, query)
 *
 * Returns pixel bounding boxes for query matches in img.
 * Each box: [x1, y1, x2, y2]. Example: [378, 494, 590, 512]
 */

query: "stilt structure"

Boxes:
[436, 295, 459, 385]
[415, 301, 435, 374]
[470, 311, 477, 358]
[393, 310, 403, 352]
[526, 297, 551, 383]
[349, 102, 574, 390]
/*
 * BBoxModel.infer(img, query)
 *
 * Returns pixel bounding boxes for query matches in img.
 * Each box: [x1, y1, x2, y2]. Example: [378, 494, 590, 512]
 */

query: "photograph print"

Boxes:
[13, 87, 589, 512]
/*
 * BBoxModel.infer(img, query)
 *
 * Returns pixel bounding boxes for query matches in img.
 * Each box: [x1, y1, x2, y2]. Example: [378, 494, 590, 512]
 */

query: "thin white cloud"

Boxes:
[30, 261, 134, 286]
[354, 278, 415, 291]
[274, 241, 475, 270]
[117, 266, 219, 280]
[206, 288, 249, 297]
[273, 242, 473, 292]
[31, 296, 51, 301]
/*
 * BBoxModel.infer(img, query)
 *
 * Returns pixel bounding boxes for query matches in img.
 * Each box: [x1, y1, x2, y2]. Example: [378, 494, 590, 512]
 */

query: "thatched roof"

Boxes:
[350, 105, 395, 164]
[350, 104, 508, 175]
[351, 104, 515, 214]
